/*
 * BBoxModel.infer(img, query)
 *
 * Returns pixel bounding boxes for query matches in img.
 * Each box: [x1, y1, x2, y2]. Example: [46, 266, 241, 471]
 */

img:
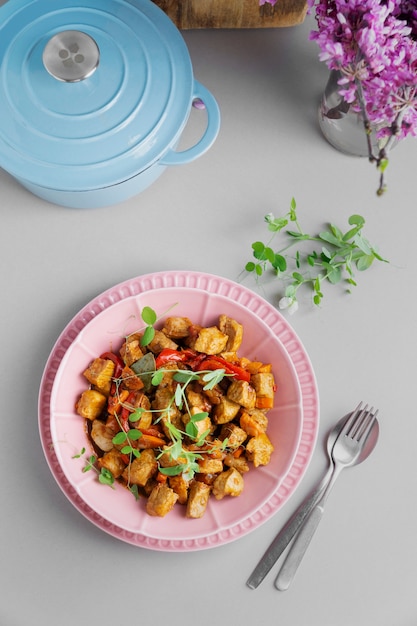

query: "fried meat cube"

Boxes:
[123, 449, 157, 486]
[98, 448, 126, 479]
[219, 423, 248, 449]
[187, 326, 228, 355]
[197, 456, 224, 474]
[218, 315, 243, 352]
[147, 330, 178, 354]
[75, 389, 107, 421]
[213, 396, 240, 424]
[226, 380, 256, 409]
[251, 372, 275, 401]
[152, 387, 182, 421]
[245, 433, 274, 467]
[239, 408, 268, 437]
[162, 316, 193, 339]
[223, 453, 249, 474]
[146, 483, 179, 517]
[120, 334, 144, 367]
[83, 358, 115, 395]
[186, 481, 211, 518]
[120, 366, 144, 391]
[212, 468, 244, 500]
[169, 474, 190, 504]
[183, 409, 212, 439]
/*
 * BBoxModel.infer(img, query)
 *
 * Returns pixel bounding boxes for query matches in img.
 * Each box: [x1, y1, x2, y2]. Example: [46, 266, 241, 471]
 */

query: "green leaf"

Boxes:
[127, 429, 142, 441]
[129, 407, 144, 422]
[151, 370, 164, 386]
[141, 306, 157, 325]
[185, 421, 198, 438]
[356, 255, 374, 271]
[255, 264, 263, 276]
[272, 254, 286, 271]
[112, 431, 127, 445]
[173, 370, 199, 383]
[191, 412, 209, 422]
[99, 468, 115, 487]
[140, 325, 155, 347]
[292, 271, 304, 284]
[319, 231, 343, 247]
[129, 484, 140, 501]
[330, 223, 343, 240]
[342, 226, 362, 241]
[245, 261, 256, 272]
[159, 465, 184, 476]
[252, 241, 265, 258]
[348, 214, 365, 227]
[326, 265, 342, 284]
[121, 445, 134, 455]
[354, 234, 372, 255]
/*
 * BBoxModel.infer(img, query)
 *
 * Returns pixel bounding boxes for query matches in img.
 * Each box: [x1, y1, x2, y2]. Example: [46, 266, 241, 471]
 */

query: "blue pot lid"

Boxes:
[0, 0, 194, 191]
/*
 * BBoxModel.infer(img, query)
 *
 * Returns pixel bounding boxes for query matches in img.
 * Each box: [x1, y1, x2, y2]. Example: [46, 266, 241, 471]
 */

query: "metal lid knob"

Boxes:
[43, 31, 100, 82]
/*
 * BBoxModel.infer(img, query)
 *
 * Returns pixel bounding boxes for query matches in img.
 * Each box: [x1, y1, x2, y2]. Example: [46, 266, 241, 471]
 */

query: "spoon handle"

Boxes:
[274, 466, 341, 591]
[246, 465, 333, 589]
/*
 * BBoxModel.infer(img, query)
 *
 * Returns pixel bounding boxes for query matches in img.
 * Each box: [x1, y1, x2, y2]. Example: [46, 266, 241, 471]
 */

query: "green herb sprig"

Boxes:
[244, 198, 387, 312]
[72, 448, 115, 488]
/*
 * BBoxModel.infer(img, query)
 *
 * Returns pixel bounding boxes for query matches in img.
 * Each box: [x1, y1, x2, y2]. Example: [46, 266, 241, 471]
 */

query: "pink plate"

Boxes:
[38, 271, 319, 551]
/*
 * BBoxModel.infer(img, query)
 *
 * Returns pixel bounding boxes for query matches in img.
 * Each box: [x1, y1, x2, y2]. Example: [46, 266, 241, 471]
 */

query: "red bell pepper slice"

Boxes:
[196, 356, 251, 382]
[155, 348, 187, 368]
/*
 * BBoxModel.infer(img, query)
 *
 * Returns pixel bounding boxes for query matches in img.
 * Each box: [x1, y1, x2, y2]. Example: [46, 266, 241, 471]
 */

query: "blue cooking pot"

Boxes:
[0, 0, 220, 208]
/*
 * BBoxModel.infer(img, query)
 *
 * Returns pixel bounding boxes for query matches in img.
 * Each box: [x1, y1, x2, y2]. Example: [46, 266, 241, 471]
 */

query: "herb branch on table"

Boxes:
[243, 198, 388, 313]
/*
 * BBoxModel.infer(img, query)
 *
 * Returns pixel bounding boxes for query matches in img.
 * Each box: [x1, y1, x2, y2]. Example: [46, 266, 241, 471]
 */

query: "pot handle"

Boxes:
[159, 80, 220, 166]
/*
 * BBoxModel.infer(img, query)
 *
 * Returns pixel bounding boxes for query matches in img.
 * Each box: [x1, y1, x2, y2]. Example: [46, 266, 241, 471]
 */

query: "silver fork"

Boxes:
[275, 403, 378, 591]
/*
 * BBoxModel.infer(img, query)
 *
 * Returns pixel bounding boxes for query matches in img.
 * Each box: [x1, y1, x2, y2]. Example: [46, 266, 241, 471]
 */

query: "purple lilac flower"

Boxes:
[308, 0, 417, 139]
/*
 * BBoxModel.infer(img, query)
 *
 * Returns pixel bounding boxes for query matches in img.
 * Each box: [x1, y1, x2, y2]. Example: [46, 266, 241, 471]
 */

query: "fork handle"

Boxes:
[274, 465, 342, 591]
[274, 504, 324, 590]
[246, 466, 333, 589]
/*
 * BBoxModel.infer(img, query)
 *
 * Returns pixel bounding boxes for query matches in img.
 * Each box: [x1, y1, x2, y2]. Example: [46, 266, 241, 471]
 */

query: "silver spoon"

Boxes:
[275, 404, 379, 590]
[246, 408, 379, 589]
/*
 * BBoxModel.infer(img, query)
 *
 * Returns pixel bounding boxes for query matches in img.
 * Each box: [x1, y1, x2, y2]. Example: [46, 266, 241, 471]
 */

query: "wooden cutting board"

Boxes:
[152, 0, 307, 29]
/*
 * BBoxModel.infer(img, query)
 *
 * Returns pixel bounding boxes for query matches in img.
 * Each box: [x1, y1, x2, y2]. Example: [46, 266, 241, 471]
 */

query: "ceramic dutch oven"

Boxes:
[0, 0, 220, 208]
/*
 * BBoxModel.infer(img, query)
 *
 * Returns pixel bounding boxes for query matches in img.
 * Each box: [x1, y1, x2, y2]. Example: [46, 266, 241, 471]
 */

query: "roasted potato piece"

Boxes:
[212, 468, 244, 500]
[240, 408, 268, 437]
[218, 315, 243, 352]
[122, 449, 157, 486]
[227, 380, 256, 410]
[162, 316, 193, 339]
[246, 433, 274, 467]
[187, 326, 228, 355]
[147, 330, 178, 354]
[98, 448, 126, 478]
[213, 396, 241, 424]
[90, 419, 116, 452]
[83, 358, 115, 395]
[186, 481, 211, 518]
[146, 483, 179, 517]
[75, 389, 107, 421]
[120, 334, 144, 367]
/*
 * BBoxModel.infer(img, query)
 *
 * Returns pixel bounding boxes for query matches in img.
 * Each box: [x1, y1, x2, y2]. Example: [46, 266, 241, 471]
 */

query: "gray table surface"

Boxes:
[2, 7, 416, 626]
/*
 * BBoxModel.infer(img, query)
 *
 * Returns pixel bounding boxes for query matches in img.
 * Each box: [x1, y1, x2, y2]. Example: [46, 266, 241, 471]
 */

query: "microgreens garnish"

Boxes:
[243, 198, 388, 312]
[72, 448, 115, 488]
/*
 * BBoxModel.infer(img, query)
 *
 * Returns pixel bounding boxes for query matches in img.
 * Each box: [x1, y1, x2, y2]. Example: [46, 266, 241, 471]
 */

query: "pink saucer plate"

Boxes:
[38, 271, 319, 551]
